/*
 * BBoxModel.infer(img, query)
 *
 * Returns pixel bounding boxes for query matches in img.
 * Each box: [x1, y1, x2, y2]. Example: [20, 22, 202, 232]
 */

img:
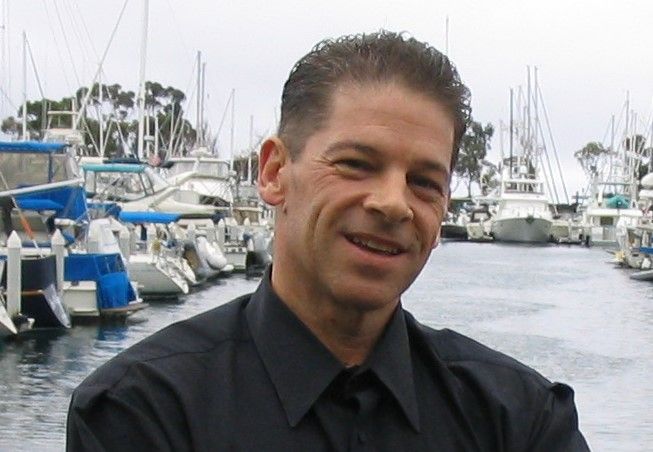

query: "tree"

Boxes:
[574, 142, 608, 176]
[1, 81, 197, 158]
[454, 120, 494, 197]
[623, 134, 653, 181]
[480, 161, 500, 195]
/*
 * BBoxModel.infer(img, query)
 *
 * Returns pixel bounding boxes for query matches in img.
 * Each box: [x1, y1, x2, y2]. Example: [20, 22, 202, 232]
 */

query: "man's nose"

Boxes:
[363, 172, 414, 223]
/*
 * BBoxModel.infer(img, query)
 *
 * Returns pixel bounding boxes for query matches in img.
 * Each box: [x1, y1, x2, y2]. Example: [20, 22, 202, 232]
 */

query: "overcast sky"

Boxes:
[2, 0, 652, 198]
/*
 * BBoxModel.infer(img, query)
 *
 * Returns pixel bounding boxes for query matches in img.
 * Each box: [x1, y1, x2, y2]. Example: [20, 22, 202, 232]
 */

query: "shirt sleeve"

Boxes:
[527, 382, 591, 452]
[66, 374, 191, 452]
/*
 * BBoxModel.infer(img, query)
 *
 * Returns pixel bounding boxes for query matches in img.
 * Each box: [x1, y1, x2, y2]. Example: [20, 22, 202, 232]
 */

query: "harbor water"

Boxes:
[1, 242, 651, 451]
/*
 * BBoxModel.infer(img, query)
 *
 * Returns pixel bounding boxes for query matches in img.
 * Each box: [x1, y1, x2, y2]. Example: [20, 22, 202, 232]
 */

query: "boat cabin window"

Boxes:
[167, 161, 194, 176]
[599, 216, 614, 226]
[197, 161, 230, 178]
[0, 152, 76, 189]
[85, 171, 150, 201]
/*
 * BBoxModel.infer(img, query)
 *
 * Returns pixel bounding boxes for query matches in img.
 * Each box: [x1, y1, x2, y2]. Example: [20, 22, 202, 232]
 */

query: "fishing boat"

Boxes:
[490, 157, 553, 243]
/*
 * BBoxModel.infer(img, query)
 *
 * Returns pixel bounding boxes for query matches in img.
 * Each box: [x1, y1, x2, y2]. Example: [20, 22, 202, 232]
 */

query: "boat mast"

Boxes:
[526, 66, 532, 158]
[248, 115, 253, 184]
[136, 0, 149, 160]
[230, 88, 235, 171]
[625, 91, 630, 185]
[196, 50, 202, 147]
[0, 0, 9, 120]
[99, 70, 104, 157]
[21, 31, 26, 140]
[649, 116, 653, 173]
[509, 87, 514, 178]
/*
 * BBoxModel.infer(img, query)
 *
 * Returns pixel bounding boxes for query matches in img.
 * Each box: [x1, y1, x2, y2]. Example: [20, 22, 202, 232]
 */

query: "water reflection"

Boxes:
[1, 244, 652, 450]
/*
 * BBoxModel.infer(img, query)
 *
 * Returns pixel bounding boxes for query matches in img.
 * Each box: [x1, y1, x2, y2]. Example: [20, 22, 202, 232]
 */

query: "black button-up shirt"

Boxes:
[67, 270, 589, 451]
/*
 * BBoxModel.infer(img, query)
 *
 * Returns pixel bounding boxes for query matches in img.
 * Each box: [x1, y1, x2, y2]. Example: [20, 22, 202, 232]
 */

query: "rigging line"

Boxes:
[214, 90, 234, 152]
[64, 0, 97, 65]
[169, 59, 199, 155]
[0, 168, 43, 254]
[61, 0, 89, 65]
[600, 115, 612, 145]
[25, 36, 46, 100]
[536, 84, 570, 204]
[80, 116, 100, 155]
[73, 0, 130, 130]
[52, 0, 81, 87]
[536, 117, 561, 204]
[164, 0, 195, 69]
[41, 0, 73, 93]
[537, 151, 556, 205]
[71, 0, 100, 62]
[0, 85, 18, 112]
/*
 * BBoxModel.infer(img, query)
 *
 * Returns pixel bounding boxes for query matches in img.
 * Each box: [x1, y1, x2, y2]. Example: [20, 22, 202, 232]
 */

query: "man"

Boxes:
[67, 31, 589, 451]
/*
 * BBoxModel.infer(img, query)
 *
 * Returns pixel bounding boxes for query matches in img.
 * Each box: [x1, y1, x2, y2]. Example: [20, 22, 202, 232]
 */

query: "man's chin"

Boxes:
[330, 286, 402, 313]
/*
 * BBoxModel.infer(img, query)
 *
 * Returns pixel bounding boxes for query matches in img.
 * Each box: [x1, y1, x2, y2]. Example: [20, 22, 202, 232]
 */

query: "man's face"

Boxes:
[266, 81, 454, 312]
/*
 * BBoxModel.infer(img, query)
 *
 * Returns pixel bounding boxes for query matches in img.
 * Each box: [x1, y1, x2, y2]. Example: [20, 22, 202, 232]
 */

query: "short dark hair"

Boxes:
[278, 30, 471, 169]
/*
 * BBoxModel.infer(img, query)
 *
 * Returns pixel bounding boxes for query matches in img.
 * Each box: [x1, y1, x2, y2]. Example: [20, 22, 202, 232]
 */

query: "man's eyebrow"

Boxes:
[413, 158, 450, 176]
[324, 140, 378, 157]
[324, 140, 450, 175]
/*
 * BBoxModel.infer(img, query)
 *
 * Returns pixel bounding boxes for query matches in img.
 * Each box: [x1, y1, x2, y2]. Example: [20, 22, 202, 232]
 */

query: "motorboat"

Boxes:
[88, 215, 190, 298]
[63, 252, 147, 320]
[490, 157, 553, 243]
[163, 149, 234, 208]
[82, 162, 220, 216]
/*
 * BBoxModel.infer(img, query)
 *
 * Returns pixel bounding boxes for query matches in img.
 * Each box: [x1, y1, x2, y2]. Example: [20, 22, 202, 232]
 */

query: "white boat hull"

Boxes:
[127, 257, 189, 296]
[491, 216, 552, 243]
[0, 303, 17, 338]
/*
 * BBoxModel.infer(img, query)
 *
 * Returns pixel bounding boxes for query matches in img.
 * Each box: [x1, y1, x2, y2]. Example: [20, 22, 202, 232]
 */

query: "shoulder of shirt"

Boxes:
[403, 310, 555, 389]
[76, 293, 252, 391]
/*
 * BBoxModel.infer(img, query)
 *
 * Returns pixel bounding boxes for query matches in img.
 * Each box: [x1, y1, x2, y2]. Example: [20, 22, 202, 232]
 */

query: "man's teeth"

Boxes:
[350, 236, 400, 255]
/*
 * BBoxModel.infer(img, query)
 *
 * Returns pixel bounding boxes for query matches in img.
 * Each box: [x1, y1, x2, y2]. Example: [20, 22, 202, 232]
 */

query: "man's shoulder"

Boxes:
[405, 311, 554, 389]
[78, 293, 252, 391]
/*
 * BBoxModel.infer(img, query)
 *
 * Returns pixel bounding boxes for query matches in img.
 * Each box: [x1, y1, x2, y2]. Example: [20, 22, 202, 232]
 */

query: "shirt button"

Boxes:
[357, 431, 367, 443]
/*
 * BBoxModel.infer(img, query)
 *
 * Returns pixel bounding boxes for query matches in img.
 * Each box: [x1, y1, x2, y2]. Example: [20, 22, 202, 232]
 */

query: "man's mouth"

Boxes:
[347, 235, 403, 256]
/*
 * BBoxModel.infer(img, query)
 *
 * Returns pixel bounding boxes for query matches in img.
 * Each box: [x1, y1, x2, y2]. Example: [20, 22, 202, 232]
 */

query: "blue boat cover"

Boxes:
[15, 186, 88, 222]
[119, 211, 181, 224]
[64, 253, 137, 309]
[15, 199, 63, 211]
[638, 246, 653, 255]
[605, 194, 630, 209]
[81, 163, 146, 173]
[0, 141, 67, 153]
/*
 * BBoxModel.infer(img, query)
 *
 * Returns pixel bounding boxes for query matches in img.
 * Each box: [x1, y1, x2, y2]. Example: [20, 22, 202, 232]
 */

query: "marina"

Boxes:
[0, 1, 653, 450]
[0, 242, 651, 450]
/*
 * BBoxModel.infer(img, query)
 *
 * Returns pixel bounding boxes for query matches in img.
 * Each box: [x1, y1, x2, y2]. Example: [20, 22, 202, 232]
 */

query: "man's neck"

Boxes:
[271, 270, 398, 366]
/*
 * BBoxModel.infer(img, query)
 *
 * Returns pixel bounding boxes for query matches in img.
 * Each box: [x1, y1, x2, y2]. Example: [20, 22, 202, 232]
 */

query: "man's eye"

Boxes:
[335, 159, 372, 171]
[411, 176, 442, 192]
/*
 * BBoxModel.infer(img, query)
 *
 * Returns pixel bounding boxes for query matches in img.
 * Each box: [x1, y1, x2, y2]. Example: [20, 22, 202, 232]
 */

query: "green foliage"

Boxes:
[454, 120, 494, 197]
[480, 163, 500, 195]
[1, 81, 197, 158]
[574, 141, 607, 176]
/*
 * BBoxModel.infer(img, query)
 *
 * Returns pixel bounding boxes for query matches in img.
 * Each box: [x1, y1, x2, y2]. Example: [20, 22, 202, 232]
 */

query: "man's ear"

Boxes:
[432, 193, 449, 249]
[258, 136, 289, 206]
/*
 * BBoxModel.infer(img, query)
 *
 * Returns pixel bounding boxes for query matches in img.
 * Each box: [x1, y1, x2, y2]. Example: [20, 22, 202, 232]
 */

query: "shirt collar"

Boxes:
[245, 267, 420, 431]
[246, 268, 342, 427]
[365, 302, 421, 431]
